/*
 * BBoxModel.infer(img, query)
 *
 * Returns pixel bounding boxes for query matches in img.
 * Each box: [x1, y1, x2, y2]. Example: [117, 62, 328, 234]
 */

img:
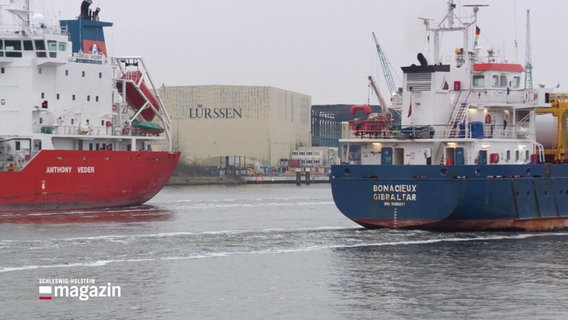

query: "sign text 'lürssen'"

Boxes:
[188, 105, 242, 119]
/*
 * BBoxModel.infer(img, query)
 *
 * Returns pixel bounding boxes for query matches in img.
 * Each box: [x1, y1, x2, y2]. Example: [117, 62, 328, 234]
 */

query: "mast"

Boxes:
[524, 9, 533, 89]
[424, 1, 486, 66]
[24, 0, 30, 28]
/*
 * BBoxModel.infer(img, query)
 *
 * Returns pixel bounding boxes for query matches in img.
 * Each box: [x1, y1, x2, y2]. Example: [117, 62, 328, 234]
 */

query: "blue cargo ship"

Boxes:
[330, 1, 568, 231]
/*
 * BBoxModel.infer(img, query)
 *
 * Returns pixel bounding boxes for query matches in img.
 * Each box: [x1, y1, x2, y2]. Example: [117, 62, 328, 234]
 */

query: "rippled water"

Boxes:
[1, 184, 567, 319]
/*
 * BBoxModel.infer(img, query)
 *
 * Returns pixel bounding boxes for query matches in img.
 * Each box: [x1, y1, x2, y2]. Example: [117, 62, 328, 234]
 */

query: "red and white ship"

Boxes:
[0, 1, 180, 212]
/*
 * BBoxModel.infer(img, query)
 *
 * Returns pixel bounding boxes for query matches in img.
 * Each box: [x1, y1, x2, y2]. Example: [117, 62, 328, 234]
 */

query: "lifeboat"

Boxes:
[350, 104, 372, 115]
[116, 70, 160, 121]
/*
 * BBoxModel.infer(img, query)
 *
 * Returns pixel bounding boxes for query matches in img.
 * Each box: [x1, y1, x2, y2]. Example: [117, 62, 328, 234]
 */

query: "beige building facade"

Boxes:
[159, 85, 311, 167]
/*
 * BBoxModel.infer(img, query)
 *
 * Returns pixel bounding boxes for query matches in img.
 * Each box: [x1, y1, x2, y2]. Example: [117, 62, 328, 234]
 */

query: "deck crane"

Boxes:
[368, 75, 387, 112]
[372, 32, 400, 98]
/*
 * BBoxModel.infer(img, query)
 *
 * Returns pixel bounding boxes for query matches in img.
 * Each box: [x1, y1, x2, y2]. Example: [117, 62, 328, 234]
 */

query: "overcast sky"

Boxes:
[33, 0, 568, 105]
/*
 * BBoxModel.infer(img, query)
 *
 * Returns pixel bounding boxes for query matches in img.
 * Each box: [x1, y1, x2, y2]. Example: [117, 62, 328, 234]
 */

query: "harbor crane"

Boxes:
[372, 32, 400, 97]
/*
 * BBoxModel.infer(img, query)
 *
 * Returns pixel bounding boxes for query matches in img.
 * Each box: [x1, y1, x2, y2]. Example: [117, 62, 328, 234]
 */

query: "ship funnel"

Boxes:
[60, 1, 112, 56]
[80, 0, 92, 19]
[417, 53, 428, 66]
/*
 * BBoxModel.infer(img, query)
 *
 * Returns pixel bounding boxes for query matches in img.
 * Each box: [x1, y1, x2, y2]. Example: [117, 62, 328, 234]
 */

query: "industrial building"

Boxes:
[159, 85, 311, 167]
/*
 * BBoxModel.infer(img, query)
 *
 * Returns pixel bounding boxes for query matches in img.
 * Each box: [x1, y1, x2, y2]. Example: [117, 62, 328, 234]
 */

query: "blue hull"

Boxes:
[330, 164, 568, 231]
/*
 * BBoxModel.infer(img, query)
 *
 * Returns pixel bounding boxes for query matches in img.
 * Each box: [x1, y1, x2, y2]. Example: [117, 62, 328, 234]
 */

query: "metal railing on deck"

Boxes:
[34, 124, 163, 138]
[469, 88, 538, 105]
[342, 122, 521, 140]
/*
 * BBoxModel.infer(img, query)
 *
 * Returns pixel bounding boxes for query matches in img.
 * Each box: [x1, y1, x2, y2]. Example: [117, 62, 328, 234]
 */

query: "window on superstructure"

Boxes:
[65, 70, 69, 76]
[95, 96, 99, 102]
[1, 68, 4, 74]
[506, 150, 511, 161]
[515, 150, 520, 161]
[499, 75, 507, 87]
[99, 72, 102, 78]
[58, 42, 66, 52]
[47, 41, 56, 51]
[35, 40, 46, 50]
[87, 95, 90, 102]
[38, 67, 42, 74]
[47, 40, 57, 58]
[56, 93, 60, 100]
[15, 141, 20, 151]
[5, 40, 22, 57]
[23, 40, 33, 51]
[525, 150, 530, 161]
[492, 75, 499, 87]
[82, 71, 85, 77]
[473, 75, 485, 87]
[41, 92, 45, 99]
[34, 40, 46, 58]
[513, 76, 521, 88]
[5, 40, 21, 50]
[0, 40, 3, 57]
[72, 94, 76, 101]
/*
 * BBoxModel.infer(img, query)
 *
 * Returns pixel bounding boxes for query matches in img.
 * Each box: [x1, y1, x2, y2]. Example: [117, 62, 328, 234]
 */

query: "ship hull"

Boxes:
[0, 150, 180, 212]
[331, 164, 568, 231]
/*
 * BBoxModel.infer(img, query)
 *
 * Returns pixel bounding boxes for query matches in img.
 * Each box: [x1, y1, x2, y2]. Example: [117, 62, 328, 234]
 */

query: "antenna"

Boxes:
[463, 4, 489, 21]
[418, 17, 433, 28]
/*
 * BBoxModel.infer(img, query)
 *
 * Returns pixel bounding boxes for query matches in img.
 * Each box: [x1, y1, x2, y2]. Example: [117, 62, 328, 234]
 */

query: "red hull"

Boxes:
[0, 150, 180, 212]
[116, 71, 161, 121]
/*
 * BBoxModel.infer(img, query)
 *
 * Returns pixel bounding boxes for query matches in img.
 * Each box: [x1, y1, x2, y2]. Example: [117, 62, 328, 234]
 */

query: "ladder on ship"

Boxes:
[446, 90, 471, 138]
[434, 90, 472, 164]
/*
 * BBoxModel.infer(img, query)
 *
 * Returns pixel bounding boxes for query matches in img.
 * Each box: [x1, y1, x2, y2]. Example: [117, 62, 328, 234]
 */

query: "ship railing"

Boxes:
[0, 23, 63, 36]
[342, 122, 520, 140]
[532, 141, 545, 163]
[469, 88, 538, 105]
[34, 124, 165, 138]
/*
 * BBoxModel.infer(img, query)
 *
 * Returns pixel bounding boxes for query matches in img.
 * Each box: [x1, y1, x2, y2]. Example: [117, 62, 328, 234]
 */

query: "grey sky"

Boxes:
[39, 0, 568, 105]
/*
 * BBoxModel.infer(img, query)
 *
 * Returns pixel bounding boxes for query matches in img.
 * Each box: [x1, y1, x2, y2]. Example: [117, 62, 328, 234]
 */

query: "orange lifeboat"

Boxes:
[350, 104, 372, 115]
[116, 70, 160, 121]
